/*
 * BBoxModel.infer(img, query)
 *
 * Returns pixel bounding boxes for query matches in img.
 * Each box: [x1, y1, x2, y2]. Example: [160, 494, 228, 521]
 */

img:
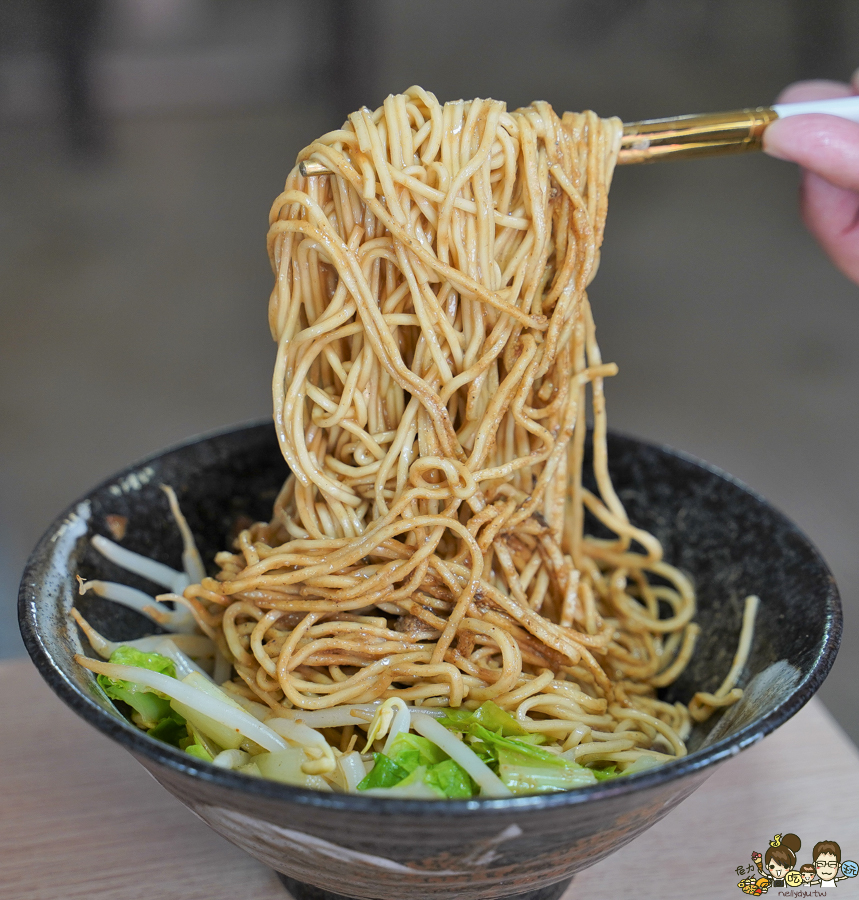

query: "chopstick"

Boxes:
[298, 95, 859, 175]
[619, 95, 859, 163]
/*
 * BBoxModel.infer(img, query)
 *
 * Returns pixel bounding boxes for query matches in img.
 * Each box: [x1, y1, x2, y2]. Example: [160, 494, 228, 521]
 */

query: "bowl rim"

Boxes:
[18, 420, 842, 817]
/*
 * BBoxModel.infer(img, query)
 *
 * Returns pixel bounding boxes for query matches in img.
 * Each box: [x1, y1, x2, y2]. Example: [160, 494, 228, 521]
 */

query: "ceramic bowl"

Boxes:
[19, 423, 841, 900]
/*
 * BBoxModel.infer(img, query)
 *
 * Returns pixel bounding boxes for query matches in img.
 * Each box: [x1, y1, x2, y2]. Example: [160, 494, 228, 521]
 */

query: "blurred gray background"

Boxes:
[2, 0, 857, 744]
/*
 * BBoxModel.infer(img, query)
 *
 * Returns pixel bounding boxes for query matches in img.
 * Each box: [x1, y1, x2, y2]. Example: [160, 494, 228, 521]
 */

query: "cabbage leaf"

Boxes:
[97, 646, 184, 732]
[357, 753, 410, 790]
[439, 700, 530, 737]
[358, 740, 477, 798]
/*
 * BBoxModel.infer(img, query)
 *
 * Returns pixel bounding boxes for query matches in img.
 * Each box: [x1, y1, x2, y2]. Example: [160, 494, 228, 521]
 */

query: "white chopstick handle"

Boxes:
[773, 95, 859, 124]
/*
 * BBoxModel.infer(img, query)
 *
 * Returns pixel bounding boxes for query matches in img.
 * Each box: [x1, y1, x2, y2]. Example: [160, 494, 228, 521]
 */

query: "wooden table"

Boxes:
[2, 658, 857, 900]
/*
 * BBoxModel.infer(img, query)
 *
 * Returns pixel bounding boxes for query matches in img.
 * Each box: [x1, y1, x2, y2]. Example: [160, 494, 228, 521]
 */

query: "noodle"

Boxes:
[79, 87, 757, 792]
[192, 88, 724, 764]
[688, 595, 760, 722]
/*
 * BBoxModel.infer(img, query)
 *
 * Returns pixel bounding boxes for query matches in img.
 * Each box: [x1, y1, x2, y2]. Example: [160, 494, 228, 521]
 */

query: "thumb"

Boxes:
[763, 114, 859, 194]
[799, 170, 859, 284]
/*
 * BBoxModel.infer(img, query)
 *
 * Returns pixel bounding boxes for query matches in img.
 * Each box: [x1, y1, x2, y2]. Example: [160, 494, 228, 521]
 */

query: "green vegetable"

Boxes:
[255, 748, 305, 784]
[498, 749, 597, 794]
[148, 712, 188, 748]
[436, 704, 607, 795]
[388, 734, 477, 798]
[424, 759, 476, 799]
[361, 766, 444, 799]
[393, 765, 442, 796]
[466, 738, 497, 766]
[467, 723, 570, 769]
[358, 743, 477, 798]
[387, 733, 447, 773]
[510, 733, 548, 745]
[97, 646, 179, 730]
[358, 753, 411, 790]
[589, 765, 618, 781]
[376, 762, 473, 799]
[185, 743, 214, 763]
[182, 721, 222, 759]
[439, 700, 528, 736]
[618, 755, 661, 777]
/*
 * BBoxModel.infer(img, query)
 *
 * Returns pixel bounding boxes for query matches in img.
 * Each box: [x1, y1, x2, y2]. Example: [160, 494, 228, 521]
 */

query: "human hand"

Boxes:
[763, 75, 859, 284]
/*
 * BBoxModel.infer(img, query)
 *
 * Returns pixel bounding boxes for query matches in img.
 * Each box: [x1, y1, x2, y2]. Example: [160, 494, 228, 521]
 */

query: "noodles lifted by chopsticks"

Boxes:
[183, 87, 730, 768]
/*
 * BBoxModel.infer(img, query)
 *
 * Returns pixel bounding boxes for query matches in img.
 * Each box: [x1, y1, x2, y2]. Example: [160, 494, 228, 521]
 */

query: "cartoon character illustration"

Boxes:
[800, 864, 816, 884]
[740, 834, 856, 893]
[737, 874, 770, 895]
[752, 834, 802, 888]
[812, 841, 846, 887]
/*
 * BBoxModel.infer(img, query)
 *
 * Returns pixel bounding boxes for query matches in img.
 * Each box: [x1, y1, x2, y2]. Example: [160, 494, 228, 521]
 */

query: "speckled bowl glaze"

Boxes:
[19, 423, 841, 900]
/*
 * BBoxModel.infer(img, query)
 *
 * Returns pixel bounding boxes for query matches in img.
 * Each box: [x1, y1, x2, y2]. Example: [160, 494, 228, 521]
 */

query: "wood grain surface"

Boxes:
[2, 659, 857, 900]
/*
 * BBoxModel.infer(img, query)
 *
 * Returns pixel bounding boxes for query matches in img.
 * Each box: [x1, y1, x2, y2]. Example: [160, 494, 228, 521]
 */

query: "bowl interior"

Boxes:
[19, 423, 841, 796]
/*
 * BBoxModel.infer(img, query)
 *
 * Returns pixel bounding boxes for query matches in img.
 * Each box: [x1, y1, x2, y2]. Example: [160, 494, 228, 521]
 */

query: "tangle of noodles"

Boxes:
[177, 87, 748, 773]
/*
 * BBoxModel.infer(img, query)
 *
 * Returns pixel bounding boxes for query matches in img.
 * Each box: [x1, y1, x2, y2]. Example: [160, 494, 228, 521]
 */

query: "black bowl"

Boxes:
[19, 423, 841, 900]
